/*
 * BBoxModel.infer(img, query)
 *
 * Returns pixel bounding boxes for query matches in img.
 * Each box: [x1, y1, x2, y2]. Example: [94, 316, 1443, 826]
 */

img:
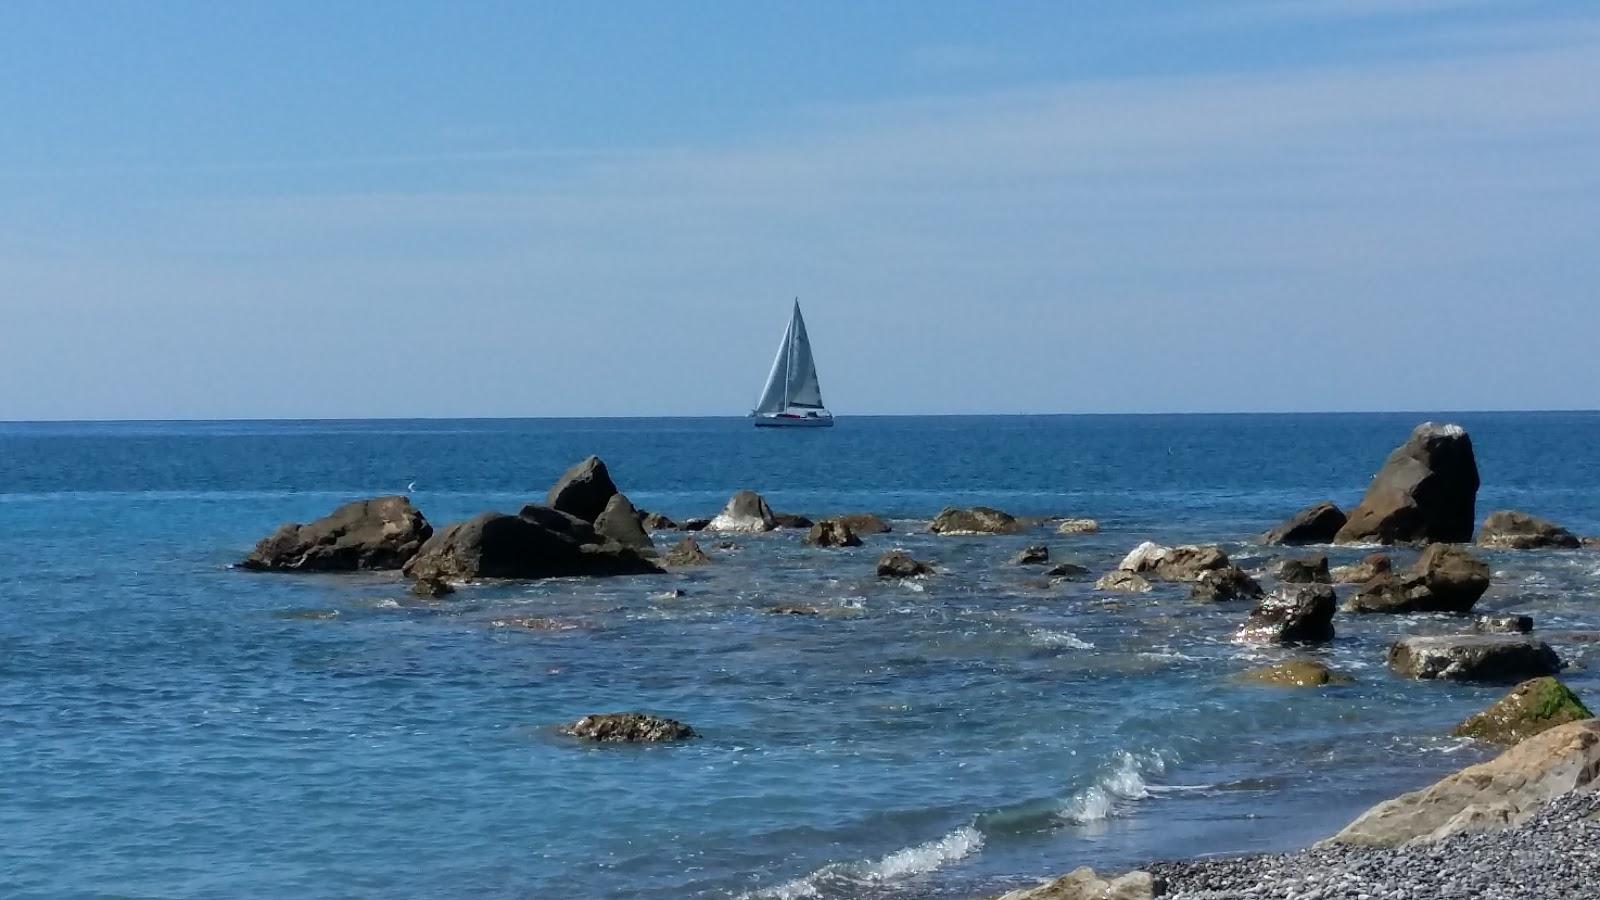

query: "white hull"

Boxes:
[753, 413, 834, 428]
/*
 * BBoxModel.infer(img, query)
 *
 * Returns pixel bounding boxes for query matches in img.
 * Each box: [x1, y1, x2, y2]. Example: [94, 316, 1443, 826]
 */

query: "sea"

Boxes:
[3, 412, 1598, 900]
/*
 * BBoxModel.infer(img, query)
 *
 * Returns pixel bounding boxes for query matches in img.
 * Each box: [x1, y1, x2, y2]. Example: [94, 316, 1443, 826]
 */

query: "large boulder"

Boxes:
[1273, 555, 1331, 584]
[836, 513, 892, 534]
[1334, 422, 1479, 545]
[1190, 566, 1264, 601]
[707, 490, 777, 532]
[929, 506, 1024, 535]
[1119, 542, 1231, 581]
[545, 455, 619, 522]
[662, 537, 713, 567]
[1453, 677, 1593, 746]
[1236, 585, 1337, 644]
[1260, 502, 1347, 546]
[991, 867, 1160, 900]
[1330, 719, 1600, 847]
[805, 519, 862, 548]
[593, 493, 655, 553]
[1344, 544, 1490, 614]
[877, 550, 934, 578]
[559, 712, 696, 743]
[402, 509, 662, 581]
[241, 496, 432, 572]
[1387, 635, 1561, 681]
[1477, 510, 1580, 550]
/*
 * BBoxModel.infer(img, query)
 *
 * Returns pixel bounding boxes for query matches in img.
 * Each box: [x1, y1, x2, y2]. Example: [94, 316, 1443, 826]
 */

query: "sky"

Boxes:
[2, 1, 1597, 419]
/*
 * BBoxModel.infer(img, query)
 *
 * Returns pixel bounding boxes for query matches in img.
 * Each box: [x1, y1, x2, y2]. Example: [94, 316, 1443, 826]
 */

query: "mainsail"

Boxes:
[754, 300, 825, 415]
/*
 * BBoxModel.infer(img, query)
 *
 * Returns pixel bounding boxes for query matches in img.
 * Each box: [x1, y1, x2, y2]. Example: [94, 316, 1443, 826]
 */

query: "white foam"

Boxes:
[1059, 751, 1164, 824]
[1028, 628, 1094, 650]
[746, 825, 984, 898]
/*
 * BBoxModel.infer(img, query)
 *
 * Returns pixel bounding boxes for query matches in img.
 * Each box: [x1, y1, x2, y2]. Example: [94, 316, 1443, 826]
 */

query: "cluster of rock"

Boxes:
[1104, 541, 1263, 603]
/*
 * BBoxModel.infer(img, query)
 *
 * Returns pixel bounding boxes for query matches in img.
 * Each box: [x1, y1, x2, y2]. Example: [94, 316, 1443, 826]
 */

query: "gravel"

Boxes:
[1150, 792, 1600, 900]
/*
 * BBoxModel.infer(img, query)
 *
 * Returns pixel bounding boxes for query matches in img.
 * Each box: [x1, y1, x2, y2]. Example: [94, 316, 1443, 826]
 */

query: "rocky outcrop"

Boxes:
[545, 455, 619, 523]
[877, 550, 934, 578]
[662, 537, 713, 567]
[1330, 719, 1600, 847]
[241, 496, 432, 572]
[1344, 544, 1490, 614]
[1477, 510, 1581, 550]
[593, 493, 655, 553]
[1236, 585, 1337, 644]
[1236, 660, 1353, 688]
[836, 513, 892, 534]
[1119, 542, 1232, 581]
[1475, 614, 1534, 634]
[772, 513, 814, 529]
[1335, 422, 1479, 545]
[991, 867, 1160, 900]
[1454, 677, 1593, 746]
[1011, 545, 1050, 566]
[1056, 518, 1101, 535]
[1330, 553, 1391, 584]
[681, 517, 711, 532]
[1387, 635, 1562, 681]
[559, 712, 697, 743]
[1191, 566, 1264, 601]
[804, 519, 862, 548]
[929, 506, 1024, 535]
[707, 490, 777, 532]
[639, 511, 678, 531]
[409, 575, 454, 598]
[1273, 555, 1331, 584]
[1096, 571, 1152, 593]
[402, 509, 661, 581]
[1261, 502, 1347, 546]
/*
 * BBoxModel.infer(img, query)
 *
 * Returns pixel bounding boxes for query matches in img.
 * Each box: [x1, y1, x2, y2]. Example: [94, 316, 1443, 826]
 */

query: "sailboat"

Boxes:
[750, 300, 834, 428]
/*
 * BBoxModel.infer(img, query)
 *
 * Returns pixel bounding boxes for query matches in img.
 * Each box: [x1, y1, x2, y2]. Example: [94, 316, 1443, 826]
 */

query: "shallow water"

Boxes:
[2, 413, 1597, 899]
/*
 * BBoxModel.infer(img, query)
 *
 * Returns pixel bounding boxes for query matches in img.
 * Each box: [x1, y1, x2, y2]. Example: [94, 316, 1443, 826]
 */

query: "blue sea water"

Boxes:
[3, 412, 1598, 899]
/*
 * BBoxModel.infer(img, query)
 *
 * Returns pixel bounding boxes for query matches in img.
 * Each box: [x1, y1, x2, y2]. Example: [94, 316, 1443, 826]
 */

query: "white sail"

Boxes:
[784, 302, 824, 409]
[753, 311, 795, 415]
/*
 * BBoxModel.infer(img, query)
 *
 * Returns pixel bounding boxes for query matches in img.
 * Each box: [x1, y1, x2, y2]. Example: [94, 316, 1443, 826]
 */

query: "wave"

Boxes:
[1027, 628, 1094, 650]
[746, 826, 984, 899]
[1059, 750, 1166, 824]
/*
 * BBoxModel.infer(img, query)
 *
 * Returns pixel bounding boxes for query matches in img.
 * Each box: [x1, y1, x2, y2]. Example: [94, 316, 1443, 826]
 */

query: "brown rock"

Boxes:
[805, 519, 862, 548]
[662, 537, 713, 567]
[1387, 635, 1562, 681]
[1344, 544, 1489, 614]
[991, 867, 1160, 900]
[1477, 510, 1580, 550]
[559, 712, 696, 743]
[1334, 422, 1479, 545]
[241, 496, 432, 572]
[1260, 502, 1347, 545]
[1453, 677, 1592, 746]
[1236, 660, 1353, 688]
[545, 455, 619, 523]
[929, 506, 1024, 535]
[1236, 585, 1337, 644]
[877, 550, 934, 578]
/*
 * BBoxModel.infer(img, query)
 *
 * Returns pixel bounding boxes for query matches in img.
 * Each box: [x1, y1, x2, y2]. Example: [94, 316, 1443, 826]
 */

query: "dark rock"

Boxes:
[1191, 565, 1264, 601]
[1344, 543, 1490, 614]
[708, 490, 777, 532]
[662, 537, 713, 567]
[1096, 570, 1152, 593]
[241, 496, 432, 572]
[516, 503, 600, 542]
[1260, 502, 1347, 545]
[545, 455, 619, 523]
[491, 616, 580, 632]
[681, 517, 711, 532]
[1011, 545, 1050, 566]
[772, 513, 814, 529]
[409, 575, 455, 598]
[836, 513, 892, 534]
[1046, 562, 1090, 579]
[402, 510, 662, 581]
[1236, 584, 1337, 644]
[1454, 677, 1593, 745]
[593, 493, 655, 553]
[805, 519, 862, 548]
[1388, 635, 1562, 681]
[929, 506, 1023, 535]
[877, 550, 934, 578]
[638, 511, 679, 531]
[1335, 422, 1480, 545]
[767, 604, 820, 616]
[1236, 660, 1353, 688]
[1274, 554, 1331, 584]
[559, 712, 696, 743]
[1330, 552, 1391, 584]
[1475, 614, 1535, 634]
[1477, 510, 1581, 550]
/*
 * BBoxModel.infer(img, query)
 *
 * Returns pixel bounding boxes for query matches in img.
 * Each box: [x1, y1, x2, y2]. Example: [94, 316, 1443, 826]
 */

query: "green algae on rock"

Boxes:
[1454, 677, 1593, 745]
[1236, 659, 1354, 688]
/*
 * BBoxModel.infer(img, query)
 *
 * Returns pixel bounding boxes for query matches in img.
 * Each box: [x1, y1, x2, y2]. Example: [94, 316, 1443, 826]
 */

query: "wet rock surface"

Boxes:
[876, 549, 934, 578]
[545, 455, 619, 523]
[1344, 544, 1490, 614]
[1453, 677, 1592, 746]
[929, 506, 1024, 535]
[804, 518, 862, 548]
[1260, 502, 1346, 546]
[558, 712, 697, 743]
[1236, 585, 1337, 644]
[1273, 554, 1331, 584]
[1236, 660, 1352, 688]
[1477, 510, 1581, 550]
[241, 496, 432, 572]
[1335, 422, 1480, 545]
[1388, 635, 1562, 681]
[402, 510, 662, 581]
[662, 537, 713, 567]
[708, 490, 778, 532]
[1056, 518, 1101, 535]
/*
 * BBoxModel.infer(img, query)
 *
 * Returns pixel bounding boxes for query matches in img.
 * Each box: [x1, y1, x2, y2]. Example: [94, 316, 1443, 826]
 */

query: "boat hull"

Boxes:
[753, 414, 834, 428]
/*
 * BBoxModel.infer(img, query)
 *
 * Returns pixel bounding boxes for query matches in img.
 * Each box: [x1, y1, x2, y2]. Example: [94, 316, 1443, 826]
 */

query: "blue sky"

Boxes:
[3, 1, 1597, 418]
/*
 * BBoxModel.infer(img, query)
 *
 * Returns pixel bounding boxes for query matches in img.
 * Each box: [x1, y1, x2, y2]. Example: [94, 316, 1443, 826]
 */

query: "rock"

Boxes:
[1335, 422, 1480, 545]
[1046, 562, 1090, 579]
[1236, 584, 1337, 644]
[1096, 571, 1152, 593]
[1119, 542, 1231, 581]
[559, 712, 696, 743]
[836, 513, 892, 534]
[662, 537, 713, 567]
[804, 519, 862, 548]
[1475, 614, 1534, 634]
[877, 550, 934, 578]
[1330, 719, 1600, 847]
[516, 503, 601, 542]
[1011, 545, 1050, 566]
[1056, 518, 1101, 535]
[592, 493, 655, 553]
[767, 604, 820, 616]
[1260, 502, 1347, 545]
[681, 517, 711, 532]
[929, 506, 1024, 535]
[1387, 635, 1562, 681]
[991, 867, 1160, 900]
[1330, 552, 1391, 584]
[1584, 536, 1600, 549]
[1477, 510, 1581, 550]
[1344, 543, 1490, 614]
[241, 496, 433, 572]
[638, 511, 678, 531]
[409, 575, 454, 598]
[491, 616, 579, 632]
[707, 490, 777, 532]
[1190, 566, 1264, 601]
[1453, 677, 1593, 746]
[1236, 660, 1353, 688]
[545, 455, 619, 523]
[772, 513, 814, 529]
[402, 510, 662, 581]
[1273, 554, 1331, 584]
[650, 589, 686, 601]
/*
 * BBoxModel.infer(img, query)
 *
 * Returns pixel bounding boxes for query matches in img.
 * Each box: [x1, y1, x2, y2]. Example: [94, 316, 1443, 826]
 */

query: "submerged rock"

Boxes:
[1476, 510, 1580, 550]
[681, 517, 711, 532]
[1190, 566, 1264, 602]
[991, 867, 1160, 900]
[402, 509, 661, 581]
[1474, 614, 1534, 634]
[638, 511, 679, 531]
[835, 513, 892, 534]
[559, 712, 697, 743]
[1046, 562, 1090, 579]
[1260, 502, 1347, 546]
[1056, 518, 1101, 535]
[1011, 545, 1050, 566]
[929, 506, 1024, 535]
[241, 495, 433, 572]
[409, 575, 455, 599]
[1330, 552, 1391, 584]
[1344, 543, 1490, 614]
[767, 604, 820, 616]
[1273, 554, 1331, 584]
[1330, 719, 1600, 847]
[662, 537, 713, 567]
[1387, 634, 1562, 681]
[877, 550, 934, 578]
[1335, 422, 1480, 545]
[772, 512, 814, 529]
[1236, 585, 1337, 644]
[1454, 677, 1593, 746]
[1095, 571, 1152, 593]
[707, 490, 777, 532]
[545, 455, 619, 523]
[1236, 660, 1353, 688]
[593, 493, 655, 553]
[805, 519, 862, 548]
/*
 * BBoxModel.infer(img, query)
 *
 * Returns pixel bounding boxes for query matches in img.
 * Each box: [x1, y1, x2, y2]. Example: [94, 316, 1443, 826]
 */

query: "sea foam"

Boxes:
[747, 825, 985, 898]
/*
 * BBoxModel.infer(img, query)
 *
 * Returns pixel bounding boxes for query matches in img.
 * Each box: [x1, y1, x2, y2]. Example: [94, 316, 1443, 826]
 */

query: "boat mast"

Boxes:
[783, 298, 798, 411]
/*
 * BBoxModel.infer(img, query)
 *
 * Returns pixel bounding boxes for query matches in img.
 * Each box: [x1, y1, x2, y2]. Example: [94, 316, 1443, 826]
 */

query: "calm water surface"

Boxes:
[3, 413, 1598, 899]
